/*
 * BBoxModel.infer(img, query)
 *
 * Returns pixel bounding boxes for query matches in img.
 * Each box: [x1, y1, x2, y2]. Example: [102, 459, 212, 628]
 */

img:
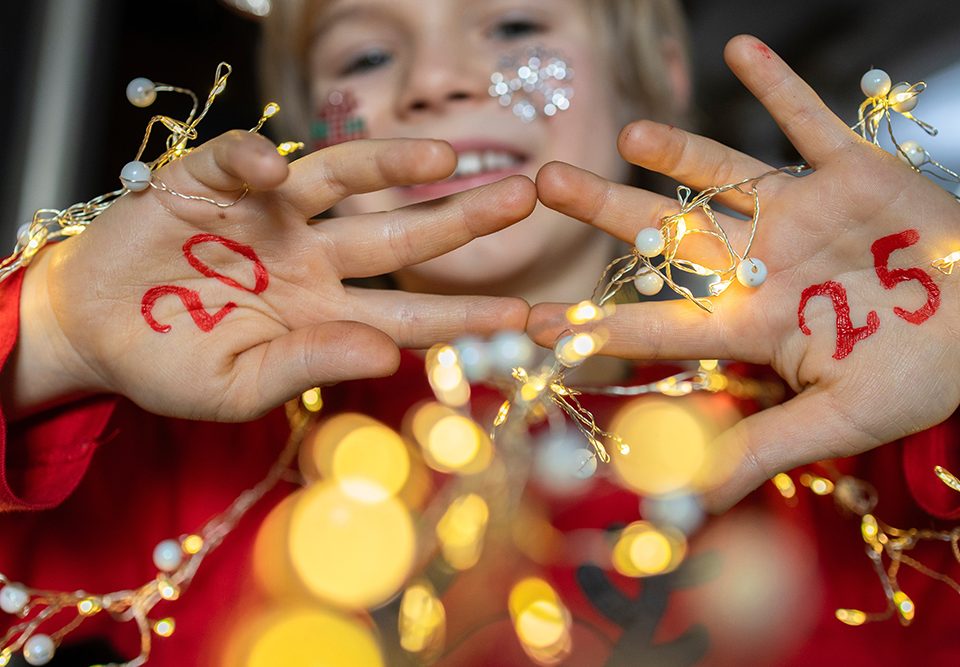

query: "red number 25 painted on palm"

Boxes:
[141, 234, 269, 333]
[798, 229, 940, 360]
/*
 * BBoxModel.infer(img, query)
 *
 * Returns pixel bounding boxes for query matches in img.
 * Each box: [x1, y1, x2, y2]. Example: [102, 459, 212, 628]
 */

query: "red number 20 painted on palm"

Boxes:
[798, 229, 940, 360]
[141, 234, 269, 333]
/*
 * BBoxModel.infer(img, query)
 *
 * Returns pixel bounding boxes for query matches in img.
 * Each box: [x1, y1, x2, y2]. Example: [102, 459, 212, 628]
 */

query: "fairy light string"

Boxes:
[3, 57, 960, 666]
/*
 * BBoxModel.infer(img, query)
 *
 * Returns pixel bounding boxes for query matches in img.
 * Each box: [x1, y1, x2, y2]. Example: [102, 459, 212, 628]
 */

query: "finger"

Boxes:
[324, 175, 537, 278]
[724, 35, 857, 166]
[536, 161, 750, 262]
[241, 320, 401, 414]
[279, 139, 457, 218]
[538, 161, 748, 241]
[178, 130, 290, 192]
[700, 389, 881, 512]
[617, 120, 780, 215]
[527, 299, 766, 363]
[345, 288, 529, 348]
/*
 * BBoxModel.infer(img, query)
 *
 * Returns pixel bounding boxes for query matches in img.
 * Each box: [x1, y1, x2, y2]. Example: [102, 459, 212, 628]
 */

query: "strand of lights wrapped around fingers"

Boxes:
[0, 63, 303, 284]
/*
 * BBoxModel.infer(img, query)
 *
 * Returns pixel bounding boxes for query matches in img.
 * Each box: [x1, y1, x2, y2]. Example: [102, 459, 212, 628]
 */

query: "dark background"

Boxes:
[2, 0, 960, 244]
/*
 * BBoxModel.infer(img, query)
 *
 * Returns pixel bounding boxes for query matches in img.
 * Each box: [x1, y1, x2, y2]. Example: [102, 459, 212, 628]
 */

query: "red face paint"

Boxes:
[312, 90, 367, 150]
[798, 280, 880, 360]
[871, 229, 940, 324]
[141, 234, 268, 333]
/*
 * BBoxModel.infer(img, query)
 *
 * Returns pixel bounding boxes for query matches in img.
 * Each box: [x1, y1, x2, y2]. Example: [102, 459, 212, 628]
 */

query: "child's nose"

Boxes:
[397, 46, 488, 117]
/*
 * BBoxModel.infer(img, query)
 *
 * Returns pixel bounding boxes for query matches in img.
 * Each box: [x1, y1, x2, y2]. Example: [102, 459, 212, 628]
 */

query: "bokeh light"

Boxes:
[298, 414, 410, 502]
[609, 397, 714, 495]
[231, 607, 385, 667]
[435, 493, 489, 571]
[611, 521, 687, 577]
[408, 402, 492, 474]
[508, 578, 572, 664]
[398, 581, 446, 659]
[289, 483, 415, 610]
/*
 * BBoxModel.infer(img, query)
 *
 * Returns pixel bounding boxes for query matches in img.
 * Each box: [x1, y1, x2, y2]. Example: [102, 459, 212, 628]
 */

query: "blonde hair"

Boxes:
[260, 0, 690, 141]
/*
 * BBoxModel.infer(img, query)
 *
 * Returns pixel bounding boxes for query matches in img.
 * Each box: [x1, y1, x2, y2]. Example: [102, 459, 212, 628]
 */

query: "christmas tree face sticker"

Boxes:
[312, 90, 368, 150]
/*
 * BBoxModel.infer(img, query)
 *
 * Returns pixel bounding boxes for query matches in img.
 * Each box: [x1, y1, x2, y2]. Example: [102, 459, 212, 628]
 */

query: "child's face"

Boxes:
[307, 0, 630, 293]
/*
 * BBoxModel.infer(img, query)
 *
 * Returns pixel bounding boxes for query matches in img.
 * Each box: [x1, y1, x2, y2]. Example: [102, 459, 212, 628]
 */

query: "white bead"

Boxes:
[736, 257, 768, 288]
[126, 77, 157, 108]
[454, 336, 491, 382]
[489, 331, 535, 374]
[634, 227, 665, 257]
[0, 583, 29, 614]
[899, 140, 927, 168]
[23, 633, 55, 666]
[888, 82, 918, 113]
[634, 269, 664, 296]
[532, 430, 596, 496]
[120, 160, 151, 192]
[860, 69, 891, 98]
[153, 539, 183, 572]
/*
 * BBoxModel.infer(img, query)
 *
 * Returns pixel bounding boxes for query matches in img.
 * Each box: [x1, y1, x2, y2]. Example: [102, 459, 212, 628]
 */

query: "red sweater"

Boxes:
[2, 268, 959, 666]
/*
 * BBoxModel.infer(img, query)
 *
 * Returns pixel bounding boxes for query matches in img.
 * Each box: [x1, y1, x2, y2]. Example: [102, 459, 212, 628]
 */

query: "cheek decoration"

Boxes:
[797, 229, 941, 360]
[141, 234, 269, 333]
[311, 90, 368, 150]
[489, 46, 574, 123]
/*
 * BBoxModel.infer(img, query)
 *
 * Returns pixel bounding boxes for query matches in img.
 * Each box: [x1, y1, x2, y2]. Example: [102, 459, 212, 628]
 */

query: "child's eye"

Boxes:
[490, 18, 545, 40]
[340, 49, 393, 76]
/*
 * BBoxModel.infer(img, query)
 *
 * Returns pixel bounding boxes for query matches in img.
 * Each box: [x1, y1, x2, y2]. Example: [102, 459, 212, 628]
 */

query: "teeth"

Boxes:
[454, 150, 520, 178]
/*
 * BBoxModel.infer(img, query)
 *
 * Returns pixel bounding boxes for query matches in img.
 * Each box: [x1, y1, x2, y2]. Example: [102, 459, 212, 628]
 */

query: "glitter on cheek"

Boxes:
[312, 90, 369, 150]
[489, 46, 574, 123]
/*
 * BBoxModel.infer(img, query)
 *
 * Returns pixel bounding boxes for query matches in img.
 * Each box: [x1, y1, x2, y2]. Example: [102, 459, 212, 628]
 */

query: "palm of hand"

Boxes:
[33, 133, 533, 420]
[529, 35, 960, 508]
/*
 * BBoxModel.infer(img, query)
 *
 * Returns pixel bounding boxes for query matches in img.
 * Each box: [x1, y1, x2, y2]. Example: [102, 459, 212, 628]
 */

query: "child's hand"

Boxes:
[11, 134, 535, 421]
[528, 35, 960, 510]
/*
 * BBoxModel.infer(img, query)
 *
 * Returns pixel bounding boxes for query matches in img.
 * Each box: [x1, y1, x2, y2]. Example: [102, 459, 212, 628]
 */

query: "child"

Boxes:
[2, 0, 959, 665]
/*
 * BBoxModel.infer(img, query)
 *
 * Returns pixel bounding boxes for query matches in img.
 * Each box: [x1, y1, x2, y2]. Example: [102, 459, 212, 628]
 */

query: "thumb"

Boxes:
[700, 389, 874, 513]
[238, 320, 401, 415]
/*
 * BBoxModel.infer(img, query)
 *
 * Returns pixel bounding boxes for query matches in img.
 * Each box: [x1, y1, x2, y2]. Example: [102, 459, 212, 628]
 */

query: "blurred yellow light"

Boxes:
[571, 333, 597, 356]
[566, 300, 603, 325]
[181, 534, 204, 555]
[153, 618, 176, 638]
[252, 492, 308, 601]
[609, 398, 709, 495]
[835, 608, 867, 626]
[612, 521, 686, 577]
[331, 424, 410, 502]
[262, 102, 280, 118]
[861, 514, 879, 543]
[77, 597, 101, 616]
[301, 387, 323, 412]
[157, 576, 180, 601]
[0, 651, 9, 666]
[289, 483, 415, 609]
[520, 377, 547, 403]
[436, 346, 458, 368]
[509, 578, 571, 660]
[399, 582, 446, 656]
[277, 141, 305, 157]
[655, 377, 694, 397]
[494, 400, 511, 426]
[244, 608, 384, 667]
[772, 473, 796, 499]
[893, 591, 915, 622]
[436, 494, 489, 570]
[424, 414, 491, 474]
[799, 474, 834, 496]
[299, 414, 409, 501]
[699, 359, 719, 371]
